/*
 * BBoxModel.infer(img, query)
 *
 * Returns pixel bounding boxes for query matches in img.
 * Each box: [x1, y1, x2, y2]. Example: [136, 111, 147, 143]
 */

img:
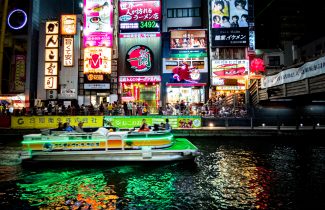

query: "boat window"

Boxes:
[127, 134, 147, 139]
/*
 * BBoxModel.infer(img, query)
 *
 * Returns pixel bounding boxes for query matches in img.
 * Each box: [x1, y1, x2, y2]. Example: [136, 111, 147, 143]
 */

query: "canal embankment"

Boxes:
[1, 125, 325, 138]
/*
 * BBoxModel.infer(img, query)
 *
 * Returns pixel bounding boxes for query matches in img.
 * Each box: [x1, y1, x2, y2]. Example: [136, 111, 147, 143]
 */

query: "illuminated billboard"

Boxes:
[211, 59, 249, 84]
[210, 0, 250, 47]
[83, 0, 113, 47]
[119, 0, 161, 33]
[44, 76, 58, 89]
[84, 47, 112, 74]
[60, 15, 77, 35]
[44, 21, 59, 90]
[63, 37, 74, 67]
[126, 45, 153, 73]
[211, 0, 248, 28]
[170, 30, 207, 58]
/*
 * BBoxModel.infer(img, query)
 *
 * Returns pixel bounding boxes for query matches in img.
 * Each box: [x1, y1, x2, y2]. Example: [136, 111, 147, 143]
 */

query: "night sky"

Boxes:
[254, 0, 325, 49]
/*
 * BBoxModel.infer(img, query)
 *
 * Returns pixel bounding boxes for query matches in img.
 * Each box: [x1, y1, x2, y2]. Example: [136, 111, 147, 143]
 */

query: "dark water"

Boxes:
[1, 135, 325, 210]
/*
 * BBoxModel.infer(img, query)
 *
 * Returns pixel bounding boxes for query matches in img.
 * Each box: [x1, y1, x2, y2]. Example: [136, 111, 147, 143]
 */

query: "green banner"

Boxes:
[104, 116, 201, 129]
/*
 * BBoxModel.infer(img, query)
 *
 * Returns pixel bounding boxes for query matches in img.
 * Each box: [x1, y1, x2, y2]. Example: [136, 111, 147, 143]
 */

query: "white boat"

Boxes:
[20, 128, 200, 162]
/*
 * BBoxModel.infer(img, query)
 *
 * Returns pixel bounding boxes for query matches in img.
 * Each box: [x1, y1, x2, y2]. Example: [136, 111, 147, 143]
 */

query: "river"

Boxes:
[0, 135, 324, 210]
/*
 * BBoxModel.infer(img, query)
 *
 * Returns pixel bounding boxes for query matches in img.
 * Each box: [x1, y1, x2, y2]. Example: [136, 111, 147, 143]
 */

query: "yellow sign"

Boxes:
[44, 76, 58, 89]
[45, 62, 58, 76]
[11, 116, 104, 129]
[61, 15, 77, 35]
[45, 21, 59, 34]
[84, 47, 112, 74]
[45, 48, 59, 62]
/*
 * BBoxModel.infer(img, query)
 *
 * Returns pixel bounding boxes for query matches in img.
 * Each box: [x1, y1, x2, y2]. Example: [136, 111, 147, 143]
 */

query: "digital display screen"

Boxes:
[119, 21, 160, 33]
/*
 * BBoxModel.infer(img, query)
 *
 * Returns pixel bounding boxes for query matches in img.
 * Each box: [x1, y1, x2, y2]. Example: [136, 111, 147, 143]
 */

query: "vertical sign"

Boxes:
[83, 0, 113, 47]
[61, 15, 77, 35]
[84, 47, 112, 74]
[13, 55, 26, 92]
[63, 37, 74, 67]
[83, 0, 113, 89]
[118, 0, 161, 33]
[45, 21, 59, 90]
[210, 0, 250, 47]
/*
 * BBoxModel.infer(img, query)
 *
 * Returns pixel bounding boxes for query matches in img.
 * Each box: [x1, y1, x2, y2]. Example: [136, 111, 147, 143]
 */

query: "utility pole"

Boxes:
[0, 0, 9, 94]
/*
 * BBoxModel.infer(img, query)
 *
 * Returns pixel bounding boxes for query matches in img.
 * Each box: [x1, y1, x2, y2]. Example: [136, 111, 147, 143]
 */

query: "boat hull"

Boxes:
[20, 149, 199, 162]
[20, 138, 200, 162]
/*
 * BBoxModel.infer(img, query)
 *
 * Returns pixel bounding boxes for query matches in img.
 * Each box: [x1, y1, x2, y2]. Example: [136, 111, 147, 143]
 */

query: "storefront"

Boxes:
[162, 57, 208, 105]
[166, 83, 205, 104]
[0, 94, 26, 109]
[209, 59, 251, 111]
[119, 76, 161, 113]
[161, 29, 208, 106]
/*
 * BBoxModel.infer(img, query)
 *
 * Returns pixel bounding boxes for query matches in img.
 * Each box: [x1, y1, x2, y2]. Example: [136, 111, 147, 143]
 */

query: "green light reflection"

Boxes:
[125, 172, 176, 208]
[17, 170, 118, 209]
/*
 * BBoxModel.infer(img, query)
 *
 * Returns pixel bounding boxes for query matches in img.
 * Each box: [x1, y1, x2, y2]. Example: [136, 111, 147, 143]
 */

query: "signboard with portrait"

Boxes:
[210, 0, 250, 47]
[83, 0, 113, 47]
[119, 0, 161, 33]
[126, 45, 153, 73]
[170, 30, 207, 57]
[211, 0, 249, 29]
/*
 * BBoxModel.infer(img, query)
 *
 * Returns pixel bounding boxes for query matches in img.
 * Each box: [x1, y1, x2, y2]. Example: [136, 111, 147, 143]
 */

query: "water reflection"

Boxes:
[17, 170, 118, 209]
[197, 146, 272, 209]
[0, 136, 325, 209]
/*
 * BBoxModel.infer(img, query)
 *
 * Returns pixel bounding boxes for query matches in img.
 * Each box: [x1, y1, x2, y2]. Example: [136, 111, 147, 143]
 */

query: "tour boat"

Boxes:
[20, 128, 200, 162]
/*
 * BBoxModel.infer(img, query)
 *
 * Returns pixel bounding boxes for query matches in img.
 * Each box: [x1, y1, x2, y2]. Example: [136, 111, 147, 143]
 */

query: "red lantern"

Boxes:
[250, 58, 265, 73]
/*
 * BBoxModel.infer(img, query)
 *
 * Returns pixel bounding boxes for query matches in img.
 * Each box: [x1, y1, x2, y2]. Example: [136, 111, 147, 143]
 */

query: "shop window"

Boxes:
[167, 8, 200, 18]
[167, 87, 204, 104]
[122, 84, 133, 97]
[167, 9, 174, 18]
[268, 56, 280, 66]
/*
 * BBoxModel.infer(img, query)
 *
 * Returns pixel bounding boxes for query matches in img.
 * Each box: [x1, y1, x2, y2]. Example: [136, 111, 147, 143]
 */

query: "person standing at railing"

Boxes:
[107, 103, 113, 116]
[142, 106, 148, 116]
[132, 102, 137, 116]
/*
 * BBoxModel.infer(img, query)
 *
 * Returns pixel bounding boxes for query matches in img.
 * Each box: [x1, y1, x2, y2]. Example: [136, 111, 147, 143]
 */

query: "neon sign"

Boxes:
[139, 21, 159, 29]
[7, 9, 27, 30]
[126, 45, 153, 72]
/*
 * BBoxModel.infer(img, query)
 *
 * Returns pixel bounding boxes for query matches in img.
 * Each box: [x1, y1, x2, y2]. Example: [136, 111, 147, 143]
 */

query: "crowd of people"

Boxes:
[0, 93, 248, 119]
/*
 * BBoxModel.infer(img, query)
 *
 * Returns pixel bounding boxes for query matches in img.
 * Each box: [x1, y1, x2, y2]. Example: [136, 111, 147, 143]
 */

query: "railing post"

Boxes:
[250, 117, 253, 129]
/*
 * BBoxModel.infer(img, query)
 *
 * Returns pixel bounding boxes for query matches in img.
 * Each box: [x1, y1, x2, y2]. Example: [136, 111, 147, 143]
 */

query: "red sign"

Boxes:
[119, 1, 161, 22]
[119, 76, 161, 83]
[126, 45, 153, 72]
[119, 32, 161, 38]
[250, 58, 265, 73]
